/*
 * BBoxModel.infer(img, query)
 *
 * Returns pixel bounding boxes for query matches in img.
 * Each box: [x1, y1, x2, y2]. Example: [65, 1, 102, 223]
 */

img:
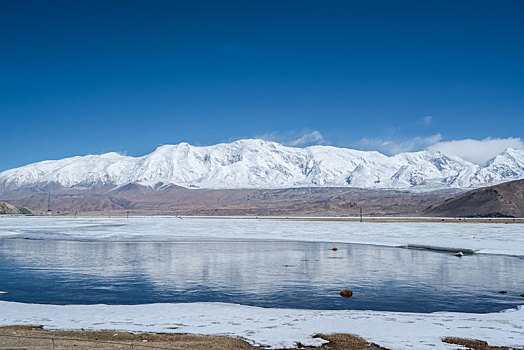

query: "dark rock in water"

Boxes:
[331, 247, 338, 251]
[520, 293, 524, 297]
[498, 290, 507, 294]
[454, 252, 464, 257]
[339, 289, 353, 298]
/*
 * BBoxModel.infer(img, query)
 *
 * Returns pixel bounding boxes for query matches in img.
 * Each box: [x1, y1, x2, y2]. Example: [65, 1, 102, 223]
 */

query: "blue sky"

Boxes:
[1, 0, 523, 170]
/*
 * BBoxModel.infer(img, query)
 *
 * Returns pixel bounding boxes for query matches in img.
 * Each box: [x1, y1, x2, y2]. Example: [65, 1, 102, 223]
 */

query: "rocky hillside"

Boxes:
[1, 184, 460, 216]
[0, 201, 32, 215]
[424, 179, 524, 217]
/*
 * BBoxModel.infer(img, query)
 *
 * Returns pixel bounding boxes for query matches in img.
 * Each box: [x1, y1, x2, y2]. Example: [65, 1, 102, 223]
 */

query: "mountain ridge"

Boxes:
[0, 201, 32, 215]
[424, 179, 524, 217]
[1, 139, 523, 192]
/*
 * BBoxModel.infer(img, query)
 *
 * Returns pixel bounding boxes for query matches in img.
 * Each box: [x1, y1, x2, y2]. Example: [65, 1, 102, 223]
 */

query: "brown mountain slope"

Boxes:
[424, 179, 524, 218]
[0, 201, 32, 215]
[1, 184, 460, 216]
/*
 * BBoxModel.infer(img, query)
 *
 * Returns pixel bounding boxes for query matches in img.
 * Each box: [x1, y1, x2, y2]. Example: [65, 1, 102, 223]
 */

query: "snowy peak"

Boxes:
[470, 148, 524, 185]
[0, 140, 523, 191]
[484, 148, 524, 167]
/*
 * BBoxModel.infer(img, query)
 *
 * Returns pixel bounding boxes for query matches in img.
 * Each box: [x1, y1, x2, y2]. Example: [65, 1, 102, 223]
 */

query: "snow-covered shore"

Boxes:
[0, 301, 522, 349]
[1, 216, 523, 256]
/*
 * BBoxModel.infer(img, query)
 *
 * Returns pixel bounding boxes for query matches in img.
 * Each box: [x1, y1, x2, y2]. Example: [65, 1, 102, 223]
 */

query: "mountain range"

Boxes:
[1, 139, 523, 192]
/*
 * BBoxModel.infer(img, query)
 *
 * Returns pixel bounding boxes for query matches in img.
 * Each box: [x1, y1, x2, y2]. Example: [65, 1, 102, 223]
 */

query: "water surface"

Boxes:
[0, 238, 522, 313]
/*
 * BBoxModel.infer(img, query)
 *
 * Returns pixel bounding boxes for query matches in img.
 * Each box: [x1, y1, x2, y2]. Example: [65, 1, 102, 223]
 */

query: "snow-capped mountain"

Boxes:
[1, 139, 523, 192]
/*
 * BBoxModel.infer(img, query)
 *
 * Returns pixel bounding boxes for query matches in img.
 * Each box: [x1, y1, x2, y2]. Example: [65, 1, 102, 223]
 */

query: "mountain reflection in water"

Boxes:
[0, 239, 522, 313]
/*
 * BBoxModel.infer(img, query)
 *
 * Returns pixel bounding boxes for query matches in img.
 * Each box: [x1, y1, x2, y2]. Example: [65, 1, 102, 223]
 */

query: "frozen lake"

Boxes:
[0, 217, 523, 349]
[1, 216, 523, 255]
[0, 226, 522, 313]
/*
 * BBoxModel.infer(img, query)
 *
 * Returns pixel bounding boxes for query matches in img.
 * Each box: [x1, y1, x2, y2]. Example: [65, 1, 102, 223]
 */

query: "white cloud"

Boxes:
[256, 130, 326, 147]
[354, 135, 523, 164]
[428, 137, 524, 164]
[355, 134, 443, 155]
[258, 130, 522, 165]
[422, 115, 432, 126]
[288, 130, 324, 147]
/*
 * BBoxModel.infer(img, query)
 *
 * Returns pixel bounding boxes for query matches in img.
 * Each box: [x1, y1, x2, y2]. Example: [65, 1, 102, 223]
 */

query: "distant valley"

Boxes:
[0, 184, 461, 216]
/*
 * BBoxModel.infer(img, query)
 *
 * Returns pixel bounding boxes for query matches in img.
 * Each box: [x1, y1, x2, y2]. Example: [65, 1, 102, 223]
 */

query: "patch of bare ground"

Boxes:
[442, 337, 522, 350]
[0, 326, 391, 350]
[1, 326, 520, 350]
[0, 326, 255, 350]
[303, 333, 389, 349]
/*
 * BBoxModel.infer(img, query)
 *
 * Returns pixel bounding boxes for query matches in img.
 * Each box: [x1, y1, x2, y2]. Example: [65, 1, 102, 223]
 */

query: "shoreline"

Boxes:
[1, 215, 523, 257]
[184, 215, 524, 224]
[0, 301, 522, 349]
[2, 214, 524, 224]
[0, 326, 386, 349]
[0, 326, 512, 350]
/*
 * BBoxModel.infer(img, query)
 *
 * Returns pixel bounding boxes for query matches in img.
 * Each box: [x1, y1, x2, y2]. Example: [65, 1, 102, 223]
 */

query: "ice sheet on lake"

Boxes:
[1, 216, 523, 256]
[0, 301, 522, 349]
[1, 218, 523, 348]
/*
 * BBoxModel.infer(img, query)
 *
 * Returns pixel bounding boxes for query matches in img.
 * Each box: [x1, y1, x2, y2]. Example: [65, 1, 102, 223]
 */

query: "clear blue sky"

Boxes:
[1, 0, 523, 170]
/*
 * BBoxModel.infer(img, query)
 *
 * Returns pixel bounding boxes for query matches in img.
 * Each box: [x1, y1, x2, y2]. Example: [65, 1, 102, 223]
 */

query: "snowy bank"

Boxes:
[1, 216, 523, 256]
[0, 301, 522, 349]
